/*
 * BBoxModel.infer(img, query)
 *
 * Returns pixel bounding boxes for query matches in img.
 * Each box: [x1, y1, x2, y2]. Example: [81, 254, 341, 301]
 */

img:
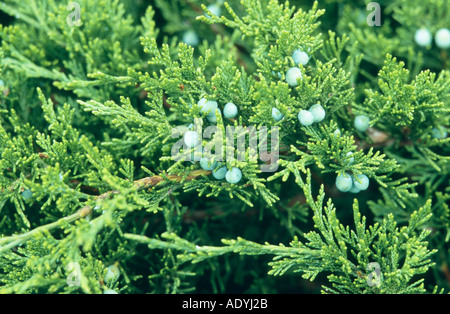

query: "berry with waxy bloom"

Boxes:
[200, 157, 218, 171]
[272, 107, 284, 121]
[335, 172, 353, 192]
[353, 174, 369, 191]
[286, 67, 302, 86]
[414, 28, 432, 47]
[212, 165, 228, 180]
[182, 30, 199, 46]
[225, 167, 242, 184]
[354, 115, 370, 132]
[309, 104, 325, 123]
[207, 109, 221, 123]
[184, 131, 199, 148]
[292, 49, 309, 65]
[223, 102, 238, 119]
[298, 110, 314, 126]
[435, 28, 450, 49]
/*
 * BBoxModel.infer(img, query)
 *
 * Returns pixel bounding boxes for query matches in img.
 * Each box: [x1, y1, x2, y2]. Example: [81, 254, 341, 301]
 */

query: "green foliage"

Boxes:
[127, 170, 437, 294]
[0, 0, 449, 294]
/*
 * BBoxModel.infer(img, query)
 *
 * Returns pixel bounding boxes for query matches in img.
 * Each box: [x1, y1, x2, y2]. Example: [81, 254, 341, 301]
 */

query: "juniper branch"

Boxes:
[0, 169, 211, 254]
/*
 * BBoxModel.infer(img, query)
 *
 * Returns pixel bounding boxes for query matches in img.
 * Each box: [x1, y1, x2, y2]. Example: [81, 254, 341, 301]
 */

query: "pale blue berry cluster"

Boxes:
[182, 135, 243, 184]
[335, 172, 369, 193]
[183, 114, 242, 184]
[197, 98, 238, 123]
[271, 50, 312, 122]
[271, 103, 326, 126]
[186, 97, 243, 183]
[206, 160, 242, 184]
[335, 173, 353, 192]
[202, 156, 242, 184]
[285, 48, 311, 86]
[309, 104, 326, 123]
[415, 27, 450, 49]
[205, 158, 242, 184]
[298, 104, 325, 126]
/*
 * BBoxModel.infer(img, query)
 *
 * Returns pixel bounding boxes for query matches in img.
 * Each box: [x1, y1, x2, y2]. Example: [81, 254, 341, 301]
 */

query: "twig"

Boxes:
[0, 169, 212, 254]
[0, 207, 90, 254]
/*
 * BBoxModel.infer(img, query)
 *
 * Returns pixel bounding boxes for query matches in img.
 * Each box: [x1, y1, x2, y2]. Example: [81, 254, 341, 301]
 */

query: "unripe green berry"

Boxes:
[223, 102, 238, 119]
[354, 115, 370, 132]
[212, 165, 228, 180]
[298, 110, 314, 126]
[353, 174, 369, 191]
[225, 167, 242, 184]
[335, 172, 353, 192]
[272, 107, 284, 122]
[184, 131, 199, 148]
[286, 67, 302, 86]
[309, 104, 325, 123]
